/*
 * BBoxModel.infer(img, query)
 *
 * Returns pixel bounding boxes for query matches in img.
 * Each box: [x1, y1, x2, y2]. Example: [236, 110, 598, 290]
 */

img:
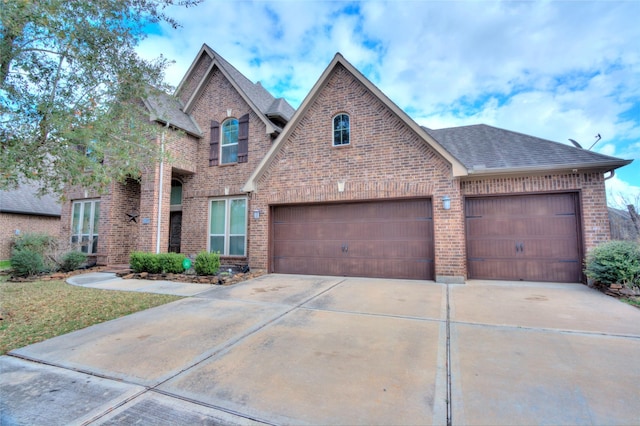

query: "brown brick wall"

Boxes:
[177, 53, 213, 105]
[251, 64, 466, 280]
[0, 213, 61, 260]
[177, 66, 274, 263]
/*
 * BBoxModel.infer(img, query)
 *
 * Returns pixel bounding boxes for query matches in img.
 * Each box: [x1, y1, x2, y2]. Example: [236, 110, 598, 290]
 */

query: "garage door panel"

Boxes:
[466, 193, 581, 283]
[272, 200, 434, 280]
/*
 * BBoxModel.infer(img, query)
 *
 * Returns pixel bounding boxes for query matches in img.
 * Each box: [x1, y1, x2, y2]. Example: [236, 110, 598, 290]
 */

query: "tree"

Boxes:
[0, 0, 200, 196]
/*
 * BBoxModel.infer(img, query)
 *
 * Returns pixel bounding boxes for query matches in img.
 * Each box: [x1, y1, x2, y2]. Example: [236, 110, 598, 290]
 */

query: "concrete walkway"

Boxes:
[67, 271, 214, 296]
[1, 274, 639, 425]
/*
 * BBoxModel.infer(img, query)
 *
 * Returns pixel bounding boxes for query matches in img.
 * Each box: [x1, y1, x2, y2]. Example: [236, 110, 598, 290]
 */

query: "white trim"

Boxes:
[207, 196, 248, 256]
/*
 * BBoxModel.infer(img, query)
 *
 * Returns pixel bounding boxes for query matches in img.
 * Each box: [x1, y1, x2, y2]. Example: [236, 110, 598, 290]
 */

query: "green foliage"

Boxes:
[11, 232, 58, 273]
[584, 240, 640, 289]
[12, 233, 56, 255]
[10, 249, 46, 277]
[130, 252, 186, 274]
[158, 253, 187, 274]
[0, 0, 201, 195]
[194, 251, 220, 276]
[59, 251, 87, 272]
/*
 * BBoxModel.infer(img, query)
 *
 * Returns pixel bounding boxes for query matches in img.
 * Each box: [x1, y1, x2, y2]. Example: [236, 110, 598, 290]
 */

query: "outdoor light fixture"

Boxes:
[253, 209, 261, 219]
[442, 196, 451, 210]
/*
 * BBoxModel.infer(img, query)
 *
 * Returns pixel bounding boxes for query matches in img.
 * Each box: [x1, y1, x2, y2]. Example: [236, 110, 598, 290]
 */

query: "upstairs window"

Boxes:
[221, 118, 238, 164]
[333, 113, 350, 146]
[209, 114, 249, 166]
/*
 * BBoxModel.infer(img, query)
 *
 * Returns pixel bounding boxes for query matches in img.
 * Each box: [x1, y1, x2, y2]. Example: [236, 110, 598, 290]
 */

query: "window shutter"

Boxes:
[209, 120, 220, 166]
[237, 114, 249, 163]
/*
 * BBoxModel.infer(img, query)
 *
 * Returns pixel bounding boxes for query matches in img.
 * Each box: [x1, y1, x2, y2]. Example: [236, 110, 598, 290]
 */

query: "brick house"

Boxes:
[1, 182, 61, 260]
[62, 45, 632, 283]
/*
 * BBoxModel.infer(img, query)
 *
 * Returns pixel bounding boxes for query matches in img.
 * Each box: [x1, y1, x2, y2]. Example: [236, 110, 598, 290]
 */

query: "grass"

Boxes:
[0, 260, 10, 270]
[0, 275, 182, 355]
[621, 297, 640, 308]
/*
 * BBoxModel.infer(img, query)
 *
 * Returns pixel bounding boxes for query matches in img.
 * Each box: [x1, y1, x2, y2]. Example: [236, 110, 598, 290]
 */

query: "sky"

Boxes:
[137, 0, 640, 207]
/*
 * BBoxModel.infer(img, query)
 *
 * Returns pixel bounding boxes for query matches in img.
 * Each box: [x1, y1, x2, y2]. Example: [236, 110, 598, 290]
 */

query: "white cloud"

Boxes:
[136, 0, 640, 195]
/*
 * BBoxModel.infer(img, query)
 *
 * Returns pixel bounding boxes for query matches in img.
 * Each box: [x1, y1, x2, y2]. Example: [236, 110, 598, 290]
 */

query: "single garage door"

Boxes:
[466, 193, 581, 283]
[272, 199, 434, 280]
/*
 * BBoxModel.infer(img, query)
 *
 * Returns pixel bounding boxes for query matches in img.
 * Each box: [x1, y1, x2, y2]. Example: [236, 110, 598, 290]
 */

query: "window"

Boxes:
[71, 200, 100, 254]
[170, 180, 182, 206]
[221, 118, 238, 164]
[209, 198, 247, 256]
[333, 113, 350, 146]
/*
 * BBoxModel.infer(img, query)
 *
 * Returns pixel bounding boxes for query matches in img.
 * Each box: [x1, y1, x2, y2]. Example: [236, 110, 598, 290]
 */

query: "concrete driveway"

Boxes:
[1, 275, 639, 425]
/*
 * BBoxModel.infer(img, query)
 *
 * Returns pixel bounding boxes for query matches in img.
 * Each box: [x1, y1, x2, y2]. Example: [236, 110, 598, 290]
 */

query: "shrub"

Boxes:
[194, 251, 220, 275]
[59, 251, 87, 272]
[12, 233, 56, 255]
[158, 253, 186, 274]
[130, 252, 186, 274]
[11, 249, 46, 277]
[584, 240, 640, 289]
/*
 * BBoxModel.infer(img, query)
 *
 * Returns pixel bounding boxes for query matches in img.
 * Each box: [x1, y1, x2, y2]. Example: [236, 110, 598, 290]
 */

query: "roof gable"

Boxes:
[243, 53, 467, 192]
[425, 124, 631, 175]
[178, 44, 294, 135]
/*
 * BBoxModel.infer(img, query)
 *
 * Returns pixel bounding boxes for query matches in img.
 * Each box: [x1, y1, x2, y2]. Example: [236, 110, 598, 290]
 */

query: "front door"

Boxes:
[168, 211, 182, 253]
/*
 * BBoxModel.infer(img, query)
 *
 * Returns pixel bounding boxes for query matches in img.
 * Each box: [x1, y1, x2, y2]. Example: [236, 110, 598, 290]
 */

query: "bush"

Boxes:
[158, 253, 187, 274]
[584, 240, 640, 289]
[130, 252, 186, 274]
[194, 251, 220, 275]
[12, 233, 56, 255]
[59, 251, 87, 272]
[11, 249, 46, 277]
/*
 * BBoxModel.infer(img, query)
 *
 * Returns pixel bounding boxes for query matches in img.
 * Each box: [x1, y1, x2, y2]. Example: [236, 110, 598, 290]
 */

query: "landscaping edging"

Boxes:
[116, 270, 266, 286]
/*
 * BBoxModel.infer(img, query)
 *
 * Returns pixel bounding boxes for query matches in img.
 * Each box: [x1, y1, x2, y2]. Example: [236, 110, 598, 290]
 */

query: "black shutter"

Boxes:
[237, 113, 249, 163]
[209, 120, 220, 166]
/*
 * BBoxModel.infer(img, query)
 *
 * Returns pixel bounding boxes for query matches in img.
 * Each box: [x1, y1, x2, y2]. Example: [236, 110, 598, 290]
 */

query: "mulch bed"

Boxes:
[4, 266, 265, 286]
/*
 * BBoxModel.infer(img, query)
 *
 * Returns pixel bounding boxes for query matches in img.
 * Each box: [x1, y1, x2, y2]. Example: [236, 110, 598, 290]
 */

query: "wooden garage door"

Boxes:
[466, 193, 581, 283]
[272, 200, 434, 280]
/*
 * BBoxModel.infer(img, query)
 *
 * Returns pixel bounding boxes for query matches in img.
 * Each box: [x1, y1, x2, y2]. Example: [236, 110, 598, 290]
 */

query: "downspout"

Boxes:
[604, 170, 615, 180]
[156, 122, 169, 253]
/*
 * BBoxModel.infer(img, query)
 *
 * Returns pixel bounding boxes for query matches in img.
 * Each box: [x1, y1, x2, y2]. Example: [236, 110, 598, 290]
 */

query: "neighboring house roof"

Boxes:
[0, 182, 61, 217]
[424, 124, 632, 175]
[143, 89, 203, 137]
[177, 44, 295, 135]
[243, 53, 468, 192]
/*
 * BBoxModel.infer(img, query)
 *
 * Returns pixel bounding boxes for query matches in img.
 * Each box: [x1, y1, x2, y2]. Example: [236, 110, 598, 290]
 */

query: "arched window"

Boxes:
[221, 118, 239, 163]
[333, 113, 350, 146]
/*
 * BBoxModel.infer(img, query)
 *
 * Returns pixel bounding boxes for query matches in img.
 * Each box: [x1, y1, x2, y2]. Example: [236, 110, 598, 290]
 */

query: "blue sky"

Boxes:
[138, 0, 639, 206]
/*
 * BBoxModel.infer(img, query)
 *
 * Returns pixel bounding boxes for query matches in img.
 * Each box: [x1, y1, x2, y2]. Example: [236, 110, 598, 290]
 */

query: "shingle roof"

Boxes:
[202, 45, 295, 122]
[0, 182, 61, 217]
[423, 124, 630, 172]
[144, 89, 202, 137]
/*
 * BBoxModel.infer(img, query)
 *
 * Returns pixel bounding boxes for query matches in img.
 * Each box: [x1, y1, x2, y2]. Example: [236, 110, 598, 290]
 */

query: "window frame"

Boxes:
[220, 118, 239, 164]
[71, 199, 100, 254]
[208, 197, 248, 257]
[332, 113, 350, 146]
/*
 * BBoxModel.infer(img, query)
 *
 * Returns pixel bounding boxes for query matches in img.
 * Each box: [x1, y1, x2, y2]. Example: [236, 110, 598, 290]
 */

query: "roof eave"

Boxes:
[0, 209, 61, 217]
[464, 159, 633, 177]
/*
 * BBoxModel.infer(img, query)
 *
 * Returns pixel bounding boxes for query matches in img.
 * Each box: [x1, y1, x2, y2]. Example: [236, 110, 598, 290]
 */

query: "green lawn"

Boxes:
[0, 260, 10, 270]
[0, 276, 182, 355]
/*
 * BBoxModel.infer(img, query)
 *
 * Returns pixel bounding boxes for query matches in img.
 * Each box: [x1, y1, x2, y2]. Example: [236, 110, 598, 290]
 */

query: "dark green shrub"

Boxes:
[158, 253, 186, 274]
[130, 252, 186, 274]
[130, 251, 161, 274]
[194, 251, 220, 275]
[60, 251, 87, 272]
[11, 249, 46, 277]
[584, 240, 640, 289]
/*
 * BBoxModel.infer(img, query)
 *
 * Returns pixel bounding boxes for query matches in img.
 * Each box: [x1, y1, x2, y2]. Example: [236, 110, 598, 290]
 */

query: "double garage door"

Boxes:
[271, 199, 434, 280]
[270, 193, 582, 283]
[466, 193, 582, 283]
